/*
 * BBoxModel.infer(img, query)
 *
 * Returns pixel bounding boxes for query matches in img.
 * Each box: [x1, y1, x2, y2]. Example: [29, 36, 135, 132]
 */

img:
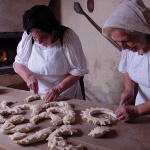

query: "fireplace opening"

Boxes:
[0, 32, 22, 75]
[0, 38, 20, 67]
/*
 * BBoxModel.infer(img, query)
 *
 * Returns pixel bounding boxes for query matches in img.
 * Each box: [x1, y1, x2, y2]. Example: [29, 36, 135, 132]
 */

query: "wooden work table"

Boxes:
[0, 86, 150, 150]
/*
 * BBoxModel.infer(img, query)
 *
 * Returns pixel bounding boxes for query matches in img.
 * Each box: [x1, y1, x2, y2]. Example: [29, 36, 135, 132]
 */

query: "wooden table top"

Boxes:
[0, 86, 150, 150]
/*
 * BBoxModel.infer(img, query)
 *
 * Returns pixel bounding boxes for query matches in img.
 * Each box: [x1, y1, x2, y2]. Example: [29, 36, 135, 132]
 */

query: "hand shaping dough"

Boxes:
[14, 127, 54, 145]
[0, 100, 17, 109]
[24, 94, 40, 102]
[81, 107, 116, 125]
[88, 126, 110, 138]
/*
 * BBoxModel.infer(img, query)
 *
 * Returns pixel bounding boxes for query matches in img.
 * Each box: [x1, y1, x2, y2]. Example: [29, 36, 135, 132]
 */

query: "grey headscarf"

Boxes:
[102, 0, 150, 38]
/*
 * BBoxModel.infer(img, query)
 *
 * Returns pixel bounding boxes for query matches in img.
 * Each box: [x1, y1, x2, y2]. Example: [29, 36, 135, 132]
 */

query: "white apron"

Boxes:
[28, 41, 82, 99]
[14, 30, 89, 100]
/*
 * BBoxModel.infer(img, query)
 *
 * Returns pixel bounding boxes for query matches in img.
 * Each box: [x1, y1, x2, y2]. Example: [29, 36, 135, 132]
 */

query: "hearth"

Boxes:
[0, 32, 22, 75]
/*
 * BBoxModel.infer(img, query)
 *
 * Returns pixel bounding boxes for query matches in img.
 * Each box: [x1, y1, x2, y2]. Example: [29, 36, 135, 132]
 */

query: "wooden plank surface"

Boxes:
[0, 86, 150, 150]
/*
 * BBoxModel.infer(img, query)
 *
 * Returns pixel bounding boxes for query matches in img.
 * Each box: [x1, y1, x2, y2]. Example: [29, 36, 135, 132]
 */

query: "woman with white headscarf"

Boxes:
[102, 0, 150, 122]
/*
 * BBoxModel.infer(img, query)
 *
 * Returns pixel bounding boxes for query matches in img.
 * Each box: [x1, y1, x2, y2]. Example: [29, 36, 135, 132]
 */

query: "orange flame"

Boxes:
[0, 51, 7, 62]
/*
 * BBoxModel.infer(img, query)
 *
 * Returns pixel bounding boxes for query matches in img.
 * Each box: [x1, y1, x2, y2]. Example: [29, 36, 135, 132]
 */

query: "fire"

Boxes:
[0, 51, 7, 62]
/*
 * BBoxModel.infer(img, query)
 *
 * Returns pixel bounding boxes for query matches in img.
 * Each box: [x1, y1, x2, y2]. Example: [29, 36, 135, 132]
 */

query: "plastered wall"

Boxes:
[0, 0, 50, 32]
[50, 0, 150, 104]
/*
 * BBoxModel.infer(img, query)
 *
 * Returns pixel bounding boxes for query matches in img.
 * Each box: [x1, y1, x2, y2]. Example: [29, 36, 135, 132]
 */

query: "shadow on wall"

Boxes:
[85, 86, 121, 105]
[85, 86, 108, 103]
[85, 80, 138, 106]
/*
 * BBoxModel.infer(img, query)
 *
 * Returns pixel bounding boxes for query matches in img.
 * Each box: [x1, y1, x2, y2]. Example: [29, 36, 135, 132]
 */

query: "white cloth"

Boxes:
[119, 50, 150, 105]
[102, 0, 150, 37]
[14, 29, 88, 99]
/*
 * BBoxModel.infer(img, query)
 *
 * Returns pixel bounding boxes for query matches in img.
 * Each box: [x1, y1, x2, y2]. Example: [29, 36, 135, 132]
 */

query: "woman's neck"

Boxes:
[141, 43, 150, 53]
[51, 31, 59, 44]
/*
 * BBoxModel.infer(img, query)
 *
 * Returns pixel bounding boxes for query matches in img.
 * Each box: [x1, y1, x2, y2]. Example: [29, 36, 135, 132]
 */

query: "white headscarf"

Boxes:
[102, 0, 150, 38]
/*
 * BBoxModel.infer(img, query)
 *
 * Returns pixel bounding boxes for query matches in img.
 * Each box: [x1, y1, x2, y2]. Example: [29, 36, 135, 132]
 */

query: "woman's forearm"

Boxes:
[14, 63, 32, 82]
[136, 102, 150, 116]
[57, 74, 81, 92]
[44, 74, 81, 102]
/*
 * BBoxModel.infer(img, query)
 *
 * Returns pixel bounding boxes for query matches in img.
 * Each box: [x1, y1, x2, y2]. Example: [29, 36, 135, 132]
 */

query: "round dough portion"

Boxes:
[81, 107, 116, 125]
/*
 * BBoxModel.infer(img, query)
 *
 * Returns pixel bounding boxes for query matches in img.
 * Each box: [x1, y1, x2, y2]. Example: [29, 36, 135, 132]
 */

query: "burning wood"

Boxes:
[0, 51, 7, 62]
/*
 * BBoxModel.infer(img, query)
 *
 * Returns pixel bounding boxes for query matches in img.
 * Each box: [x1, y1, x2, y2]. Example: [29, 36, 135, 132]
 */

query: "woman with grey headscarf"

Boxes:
[102, 0, 150, 122]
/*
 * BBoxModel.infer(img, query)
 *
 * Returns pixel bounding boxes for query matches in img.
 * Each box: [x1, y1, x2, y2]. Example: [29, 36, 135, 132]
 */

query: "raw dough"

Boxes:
[0, 101, 82, 148]
[3, 123, 35, 134]
[48, 136, 82, 150]
[46, 106, 76, 124]
[43, 101, 72, 110]
[0, 100, 17, 109]
[14, 127, 54, 145]
[30, 104, 43, 117]
[3, 115, 25, 125]
[9, 132, 27, 141]
[1, 115, 25, 134]
[47, 125, 81, 150]
[88, 126, 110, 138]
[15, 104, 42, 117]
[0, 107, 23, 115]
[41, 95, 65, 101]
[0, 115, 6, 124]
[24, 94, 40, 102]
[15, 104, 31, 110]
[47, 125, 77, 141]
[30, 112, 62, 126]
[81, 107, 116, 125]
[40, 94, 45, 100]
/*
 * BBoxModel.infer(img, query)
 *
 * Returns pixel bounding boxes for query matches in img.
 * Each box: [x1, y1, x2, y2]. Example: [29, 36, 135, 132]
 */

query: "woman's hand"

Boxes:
[44, 75, 80, 102]
[120, 90, 134, 106]
[26, 75, 38, 94]
[14, 63, 38, 93]
[44, 86, 62, 102]
[115, 106, 139, 122]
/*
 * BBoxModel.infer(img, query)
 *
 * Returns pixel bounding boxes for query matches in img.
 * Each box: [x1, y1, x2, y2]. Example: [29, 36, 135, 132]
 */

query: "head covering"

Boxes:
[102, 0, 150, 37]
[23, 5, 60, 34]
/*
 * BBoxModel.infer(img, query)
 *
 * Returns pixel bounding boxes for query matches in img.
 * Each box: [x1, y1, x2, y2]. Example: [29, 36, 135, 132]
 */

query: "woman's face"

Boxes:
[110, 29, 146, 52]
[30, 29, 53, 47]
